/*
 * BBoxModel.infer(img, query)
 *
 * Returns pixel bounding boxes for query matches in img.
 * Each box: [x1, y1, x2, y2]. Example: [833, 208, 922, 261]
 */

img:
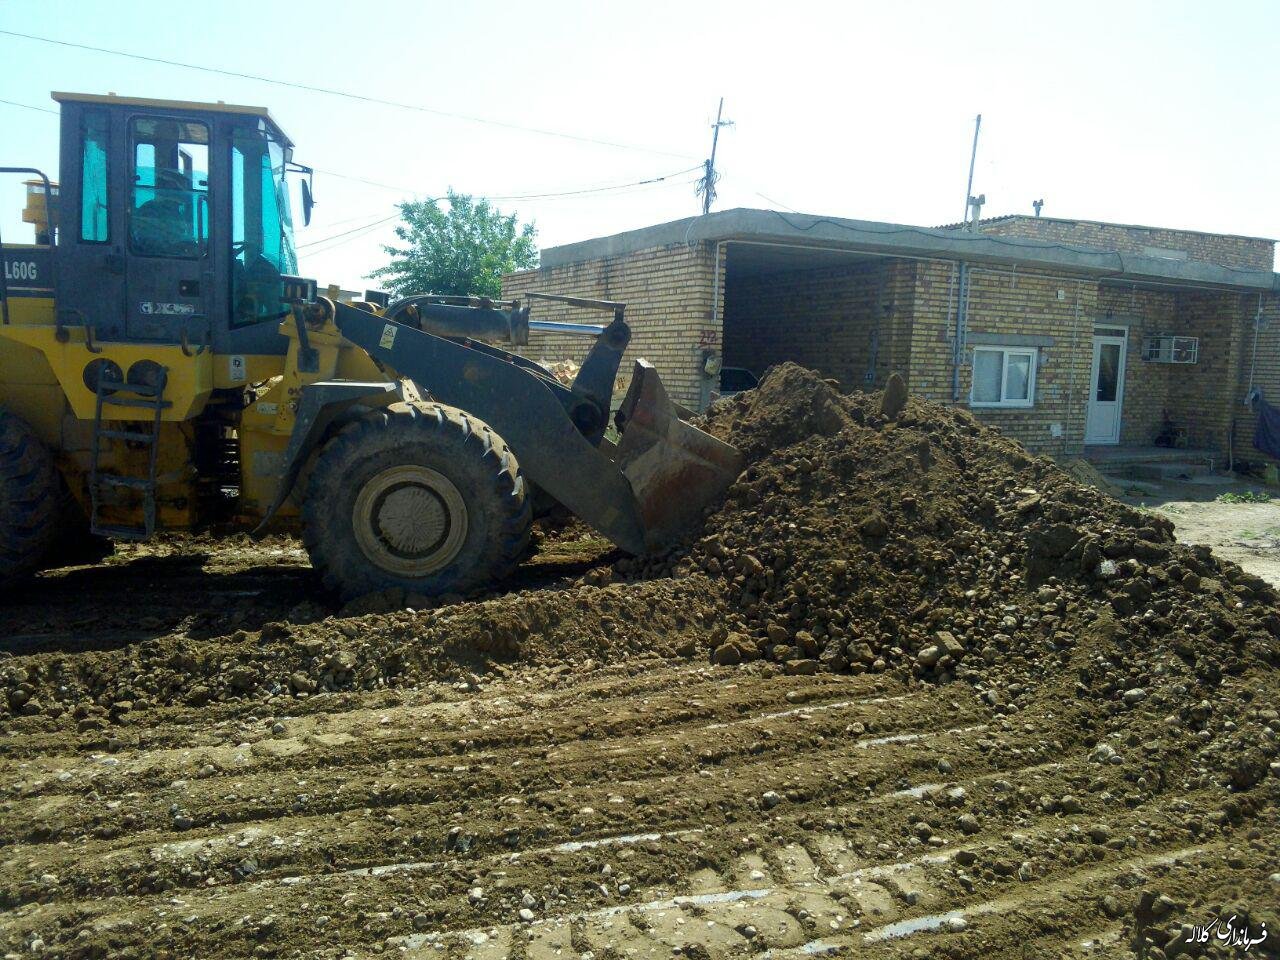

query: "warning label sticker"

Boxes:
[379, 323, 398, 350]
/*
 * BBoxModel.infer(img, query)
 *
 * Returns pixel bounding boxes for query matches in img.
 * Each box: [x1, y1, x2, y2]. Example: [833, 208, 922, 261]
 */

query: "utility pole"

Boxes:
[962, 113, 982, 229]
[698, 98, 734, 215]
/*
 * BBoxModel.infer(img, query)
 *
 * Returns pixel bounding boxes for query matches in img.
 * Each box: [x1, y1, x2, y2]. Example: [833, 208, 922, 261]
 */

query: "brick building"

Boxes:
[502, 209, 1279, 462]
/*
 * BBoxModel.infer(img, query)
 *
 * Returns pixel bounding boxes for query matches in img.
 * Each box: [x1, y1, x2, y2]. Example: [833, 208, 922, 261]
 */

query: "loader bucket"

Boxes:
[614, 360, 744, 551]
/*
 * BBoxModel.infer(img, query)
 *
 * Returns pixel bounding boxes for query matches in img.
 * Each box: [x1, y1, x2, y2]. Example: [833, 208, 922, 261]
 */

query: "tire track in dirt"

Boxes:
[1, 673, 984, 906]
[4, 657, 1274, 958]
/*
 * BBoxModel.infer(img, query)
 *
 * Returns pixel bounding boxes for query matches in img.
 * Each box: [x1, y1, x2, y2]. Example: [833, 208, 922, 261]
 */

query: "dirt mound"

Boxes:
[682, 363, 1278, 687]
[1, 363, 1277, 959]
[674, 365, 1279, 792]
[4, 365, 1278, 754]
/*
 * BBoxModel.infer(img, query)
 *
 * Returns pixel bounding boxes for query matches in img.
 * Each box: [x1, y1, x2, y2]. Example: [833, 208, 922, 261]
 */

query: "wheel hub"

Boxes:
[352, 465, 468, 577]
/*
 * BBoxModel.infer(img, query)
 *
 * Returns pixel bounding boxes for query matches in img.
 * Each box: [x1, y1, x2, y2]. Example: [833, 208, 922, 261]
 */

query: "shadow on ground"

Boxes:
[0, 531, 618, 655]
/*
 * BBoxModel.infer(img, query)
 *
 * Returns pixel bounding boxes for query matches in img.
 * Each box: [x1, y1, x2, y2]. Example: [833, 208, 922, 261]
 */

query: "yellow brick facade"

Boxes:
[503, 233, 1277, 462]
[907, 263, 1099, 458]
[975, 216, 1274, 272]
[503, 243, 719, 409]
[1234, 293, 1280, 465]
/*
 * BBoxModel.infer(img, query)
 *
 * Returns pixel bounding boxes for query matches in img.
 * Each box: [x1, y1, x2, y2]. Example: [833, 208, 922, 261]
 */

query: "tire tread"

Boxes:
[0, 408, 59, 589]
[301, 401, 532, 599]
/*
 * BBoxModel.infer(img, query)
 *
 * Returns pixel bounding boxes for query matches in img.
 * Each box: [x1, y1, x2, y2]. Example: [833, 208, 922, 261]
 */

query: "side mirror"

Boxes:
[301, 179, 314, 227]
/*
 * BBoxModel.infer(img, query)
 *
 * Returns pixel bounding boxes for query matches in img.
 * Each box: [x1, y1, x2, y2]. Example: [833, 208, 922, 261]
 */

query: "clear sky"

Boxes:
[2, 0, 1278, 287]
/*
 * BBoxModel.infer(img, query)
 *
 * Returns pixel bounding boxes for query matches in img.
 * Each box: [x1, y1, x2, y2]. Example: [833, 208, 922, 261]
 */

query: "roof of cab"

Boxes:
[50, 92, 293, 147]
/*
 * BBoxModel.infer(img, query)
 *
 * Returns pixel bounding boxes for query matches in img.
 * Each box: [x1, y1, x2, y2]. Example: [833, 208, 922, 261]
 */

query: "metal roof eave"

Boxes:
[540, 208, 1277, 293]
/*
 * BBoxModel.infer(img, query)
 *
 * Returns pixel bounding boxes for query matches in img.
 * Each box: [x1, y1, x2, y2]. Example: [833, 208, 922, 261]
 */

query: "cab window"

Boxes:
[230, 122, 297, 325]
[128, 117, 209, 258]
[79, 110, 110, 242]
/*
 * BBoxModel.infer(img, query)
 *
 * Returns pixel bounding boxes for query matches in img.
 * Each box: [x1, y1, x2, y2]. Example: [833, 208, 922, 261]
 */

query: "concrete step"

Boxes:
[1125, 461, 1216, 482]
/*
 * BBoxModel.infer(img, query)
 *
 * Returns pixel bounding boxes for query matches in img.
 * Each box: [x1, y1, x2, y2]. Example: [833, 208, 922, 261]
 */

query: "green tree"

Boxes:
[371, 191, 538, 299]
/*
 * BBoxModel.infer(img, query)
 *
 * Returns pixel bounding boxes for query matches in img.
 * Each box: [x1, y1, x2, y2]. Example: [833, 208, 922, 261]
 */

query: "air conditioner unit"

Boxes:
[1141, 335, 1199, 364]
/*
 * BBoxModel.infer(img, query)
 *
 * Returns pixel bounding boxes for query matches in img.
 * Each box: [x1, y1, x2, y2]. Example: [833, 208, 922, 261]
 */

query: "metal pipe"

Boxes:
[1246, 292, 1263, 400]
[711, 239, 725, 335]
[952, 262, 971, 402]
[0, 166, 57, 326]
[391, 299, 528, 346]
[529, 319, 606, 337]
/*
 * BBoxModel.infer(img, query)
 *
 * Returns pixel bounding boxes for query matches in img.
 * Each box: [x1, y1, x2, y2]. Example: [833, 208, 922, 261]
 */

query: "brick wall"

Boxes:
[908, 262, 1098, 459]
[1166, 291, 1245, 452]
[1096, 286, 1247, 452]
[1235, 293, 1280, 464]
[975, 216, 1275, 272]
[502, 242, 719, 409]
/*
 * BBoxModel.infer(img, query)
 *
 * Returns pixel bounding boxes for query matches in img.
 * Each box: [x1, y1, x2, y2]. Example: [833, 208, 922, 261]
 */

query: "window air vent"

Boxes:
[1141, 335, 1199, 364]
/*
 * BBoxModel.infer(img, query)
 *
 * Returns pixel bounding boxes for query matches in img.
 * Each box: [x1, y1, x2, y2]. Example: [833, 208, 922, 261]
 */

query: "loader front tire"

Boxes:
[303, 402, 532, 601]
[0, 409, 59, 590]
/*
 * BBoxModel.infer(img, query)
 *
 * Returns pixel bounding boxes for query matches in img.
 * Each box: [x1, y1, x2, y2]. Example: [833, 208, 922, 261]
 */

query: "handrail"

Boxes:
[0, 166, 58, 326]
[180, 324, 210, 357]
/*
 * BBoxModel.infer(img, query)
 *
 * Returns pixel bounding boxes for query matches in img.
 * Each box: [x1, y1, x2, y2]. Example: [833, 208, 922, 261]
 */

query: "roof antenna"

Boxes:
[1033, 198, 1044, 218]
[967, 193, 986, 226]
[961, 113, 982, 230]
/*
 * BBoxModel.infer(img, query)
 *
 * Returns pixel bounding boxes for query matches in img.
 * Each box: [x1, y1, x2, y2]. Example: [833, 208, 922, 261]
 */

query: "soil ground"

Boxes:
[2, 368, 1277, 960]
[1113, 476, 1280, 588]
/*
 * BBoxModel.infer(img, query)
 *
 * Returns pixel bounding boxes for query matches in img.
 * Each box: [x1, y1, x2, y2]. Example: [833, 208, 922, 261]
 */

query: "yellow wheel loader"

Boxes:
[0, 92, 741, 600]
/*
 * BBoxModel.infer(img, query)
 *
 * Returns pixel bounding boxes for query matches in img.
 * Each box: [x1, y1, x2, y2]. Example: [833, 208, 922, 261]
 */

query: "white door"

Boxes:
[1086, 330, 1127, 444]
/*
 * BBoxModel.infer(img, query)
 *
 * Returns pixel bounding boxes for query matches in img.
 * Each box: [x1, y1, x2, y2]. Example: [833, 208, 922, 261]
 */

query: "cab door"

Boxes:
[54, 103, 128, 341]
[122, 114, 212, 344]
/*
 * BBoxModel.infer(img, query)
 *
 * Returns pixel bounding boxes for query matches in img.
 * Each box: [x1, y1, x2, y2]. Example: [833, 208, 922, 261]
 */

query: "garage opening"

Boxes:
[719, 243, 913, 401]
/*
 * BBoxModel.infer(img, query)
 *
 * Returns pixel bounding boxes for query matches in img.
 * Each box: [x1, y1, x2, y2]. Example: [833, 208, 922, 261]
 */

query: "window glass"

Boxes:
[972, 350, 1003, 403]
[972, 347, 1036, 407]
[230, 122, 298, 324]
[1096, 343, 1120, 401]
[128, 118, 209, 258]
[1005, 353, 1031, 401]
[80, 111, 110, 242]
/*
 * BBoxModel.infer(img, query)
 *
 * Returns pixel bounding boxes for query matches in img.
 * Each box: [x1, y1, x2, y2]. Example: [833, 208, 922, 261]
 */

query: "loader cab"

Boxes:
[53, 93, 301, 357]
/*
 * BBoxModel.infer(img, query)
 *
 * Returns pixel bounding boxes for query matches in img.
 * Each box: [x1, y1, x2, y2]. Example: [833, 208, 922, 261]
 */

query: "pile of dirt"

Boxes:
[670, 363, 1279, 691]
[3, 364, 1278, 795]
[1, 363, 1277, 960]
[660, 364, 1279, 802]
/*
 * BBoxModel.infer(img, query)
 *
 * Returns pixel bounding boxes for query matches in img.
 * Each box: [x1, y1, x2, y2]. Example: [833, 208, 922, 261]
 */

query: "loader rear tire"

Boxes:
[303, 401, 532, 601]
[0, 409, 59, 590]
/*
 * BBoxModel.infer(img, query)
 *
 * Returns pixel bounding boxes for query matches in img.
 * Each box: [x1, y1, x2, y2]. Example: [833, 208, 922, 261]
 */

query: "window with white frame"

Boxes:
[970, 346, 1037, 408]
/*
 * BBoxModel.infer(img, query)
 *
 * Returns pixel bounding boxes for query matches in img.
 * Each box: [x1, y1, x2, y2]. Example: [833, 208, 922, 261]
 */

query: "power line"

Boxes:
[314, 164, 700, 199]
[298, 214, 399, 250]
[0, 97, 57, 115]
[300, 218, 400, 255]
[0, 29, 697, 160]
[483, 166, 701, 202]
[300, 171, 703, 250]
[0, 96, 698, 206]
[310, 168, 413, 193]
[307, 177, 706, 258]
[754, 191, 801, 213]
